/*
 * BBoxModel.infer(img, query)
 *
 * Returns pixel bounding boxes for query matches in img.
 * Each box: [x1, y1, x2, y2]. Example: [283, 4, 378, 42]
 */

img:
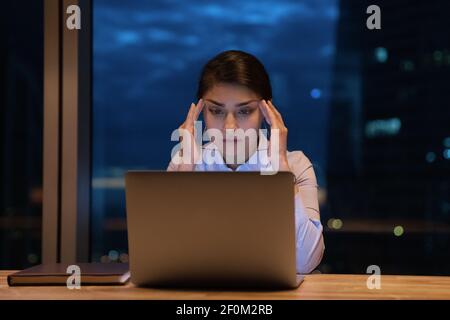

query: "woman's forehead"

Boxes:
[204, 83, 260, 103]
[205, 98, 259, 108]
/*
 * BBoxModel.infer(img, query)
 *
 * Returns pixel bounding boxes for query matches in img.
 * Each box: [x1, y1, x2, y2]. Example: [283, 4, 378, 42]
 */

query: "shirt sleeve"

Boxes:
[294, 193, 325, 274]
[288, 151, 325, 274]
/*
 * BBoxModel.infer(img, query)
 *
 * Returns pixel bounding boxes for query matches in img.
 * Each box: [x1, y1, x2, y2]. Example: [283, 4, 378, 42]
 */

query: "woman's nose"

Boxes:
[224, 113, 238, 130]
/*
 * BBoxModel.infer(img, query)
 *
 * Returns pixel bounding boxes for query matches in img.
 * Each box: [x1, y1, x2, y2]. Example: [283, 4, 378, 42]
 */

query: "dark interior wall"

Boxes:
[0, 1, 44, 269]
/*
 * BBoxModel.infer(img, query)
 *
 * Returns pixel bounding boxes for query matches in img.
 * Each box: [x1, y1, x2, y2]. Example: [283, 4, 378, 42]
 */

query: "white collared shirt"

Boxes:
[167, 141, 325, 274]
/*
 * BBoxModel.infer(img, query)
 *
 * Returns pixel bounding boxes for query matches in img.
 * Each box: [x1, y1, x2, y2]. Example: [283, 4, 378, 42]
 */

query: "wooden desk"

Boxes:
[1, 271, 449, 300]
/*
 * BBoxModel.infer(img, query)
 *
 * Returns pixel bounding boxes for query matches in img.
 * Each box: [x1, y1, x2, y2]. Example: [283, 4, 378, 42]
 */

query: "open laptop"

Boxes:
[125, 171, 303, 289]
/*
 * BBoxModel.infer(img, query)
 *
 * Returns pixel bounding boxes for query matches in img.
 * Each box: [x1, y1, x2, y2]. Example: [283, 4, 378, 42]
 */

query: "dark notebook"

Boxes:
[7, 263, 130, 286]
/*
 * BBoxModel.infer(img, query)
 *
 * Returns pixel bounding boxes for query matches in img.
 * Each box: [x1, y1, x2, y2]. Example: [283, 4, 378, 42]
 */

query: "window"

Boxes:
[92, 0, 338, 264]
[91, 0, 450, 275]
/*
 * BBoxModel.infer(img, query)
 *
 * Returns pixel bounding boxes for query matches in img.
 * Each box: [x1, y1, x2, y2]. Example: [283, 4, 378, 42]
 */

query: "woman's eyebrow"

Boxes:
[205, 99, 259, 107]
[205, 99, 224, 106]
[236, 100, 258, 106]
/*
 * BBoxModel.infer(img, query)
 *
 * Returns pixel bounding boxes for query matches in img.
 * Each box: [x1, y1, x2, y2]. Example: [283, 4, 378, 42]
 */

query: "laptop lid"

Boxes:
[125, 171, 299, 289]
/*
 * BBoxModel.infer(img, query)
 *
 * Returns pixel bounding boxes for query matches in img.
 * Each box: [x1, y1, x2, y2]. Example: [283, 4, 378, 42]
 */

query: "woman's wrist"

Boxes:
[276, 155, 299, 194]
[278, 155, 290, 172]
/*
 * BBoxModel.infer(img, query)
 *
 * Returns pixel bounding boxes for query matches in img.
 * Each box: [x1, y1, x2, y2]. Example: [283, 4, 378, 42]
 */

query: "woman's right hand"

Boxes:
[172, 99, 204, 171]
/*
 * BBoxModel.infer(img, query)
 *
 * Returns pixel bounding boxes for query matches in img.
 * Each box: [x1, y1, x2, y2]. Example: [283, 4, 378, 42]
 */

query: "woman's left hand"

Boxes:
[258, 99, 291, 172]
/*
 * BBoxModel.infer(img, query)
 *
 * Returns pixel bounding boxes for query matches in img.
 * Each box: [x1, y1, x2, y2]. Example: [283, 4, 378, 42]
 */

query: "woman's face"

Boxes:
[202, 83, 264, 167]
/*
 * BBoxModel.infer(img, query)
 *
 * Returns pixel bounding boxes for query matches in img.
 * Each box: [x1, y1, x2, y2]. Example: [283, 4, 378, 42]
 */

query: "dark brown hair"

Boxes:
[196, 50, 272, 101]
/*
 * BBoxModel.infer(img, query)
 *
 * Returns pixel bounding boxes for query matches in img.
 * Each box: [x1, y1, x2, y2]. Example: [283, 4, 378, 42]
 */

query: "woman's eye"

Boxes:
[238, 108, 253, 115]
[209, 107, 223, 115]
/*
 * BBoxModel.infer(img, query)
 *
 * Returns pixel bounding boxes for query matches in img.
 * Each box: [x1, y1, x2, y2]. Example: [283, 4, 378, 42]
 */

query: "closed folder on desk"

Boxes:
[7, 263, 130, 286]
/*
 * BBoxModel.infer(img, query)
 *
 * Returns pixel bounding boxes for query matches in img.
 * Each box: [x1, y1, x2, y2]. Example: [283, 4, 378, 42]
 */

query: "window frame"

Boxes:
[42, 0, 92, 264]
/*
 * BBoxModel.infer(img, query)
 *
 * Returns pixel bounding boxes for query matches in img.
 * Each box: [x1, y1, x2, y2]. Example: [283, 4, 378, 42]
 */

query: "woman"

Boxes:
[167, 50, 324, 274]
